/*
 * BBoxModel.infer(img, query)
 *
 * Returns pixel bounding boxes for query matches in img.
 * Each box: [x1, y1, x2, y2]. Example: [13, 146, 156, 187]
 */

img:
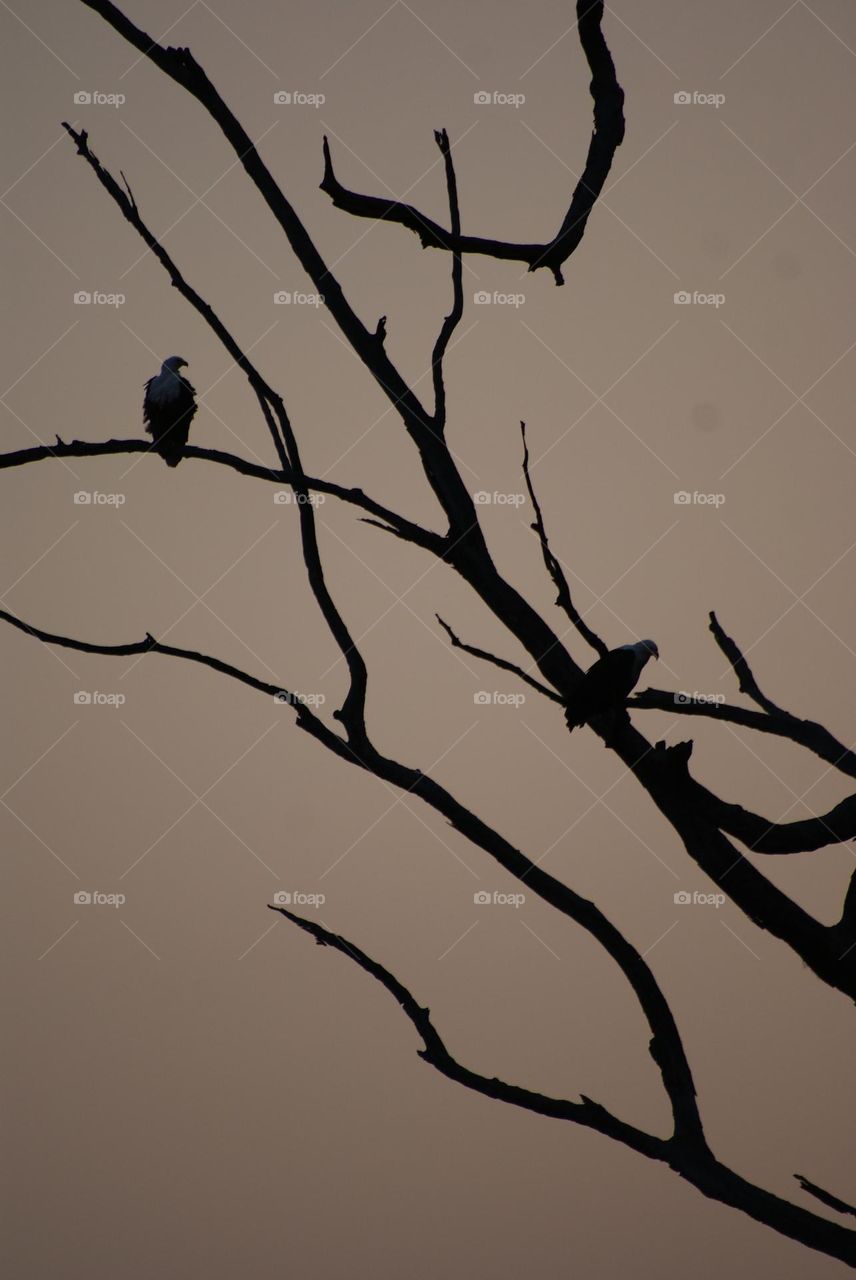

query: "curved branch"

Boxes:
[63, 119, 375, 741]
[619, 735, 856, 1000]
[270, 903, 665, 1159]
[0, 602, 702, 1148]
[631, 687, 856, 781]
[320, 0, 625, 286]
[431, 128, 463, 428]
[700, 788, 856, 856]
[271, 905, 856, 1268]
[78, 0, 592, 731]
[0, 437, 447, 556]
[795, 1174, 856, 1219]
[0, 606, 288, 703]
[709, 610, 789, 717]
[521, 421, 608, 657]
[51, 39, 856, 995]
[435, 613, 564, 703]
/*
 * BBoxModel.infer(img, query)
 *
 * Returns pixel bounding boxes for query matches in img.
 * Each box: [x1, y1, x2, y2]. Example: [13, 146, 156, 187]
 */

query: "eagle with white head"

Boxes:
[565, 640, 659, 732]
[143, 356, 197, 467]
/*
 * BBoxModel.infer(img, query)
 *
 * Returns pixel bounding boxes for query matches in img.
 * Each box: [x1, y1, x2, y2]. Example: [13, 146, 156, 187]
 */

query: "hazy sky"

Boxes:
[3, 2, 855, 1277]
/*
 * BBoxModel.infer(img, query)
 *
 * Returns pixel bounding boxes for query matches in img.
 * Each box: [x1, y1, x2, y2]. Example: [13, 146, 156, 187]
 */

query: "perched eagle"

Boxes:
[565, 640, 659, 732]
[143, 356, 197, 467]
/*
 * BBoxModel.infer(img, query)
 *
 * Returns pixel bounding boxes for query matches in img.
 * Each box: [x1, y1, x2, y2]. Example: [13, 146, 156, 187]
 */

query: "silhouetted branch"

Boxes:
[0, 437, 446, 555]
[631, 687, 856, 781]
[61, 122, 290, 474]
[77, 0, 479, 543]
[8, 8, 848, 1265]
[271, 905, 856, 1268]
[622, 736, 856, 999]
[77, 0, 591, 747]
[794, 1175, 856, 1219]
[431, 128, 463, 428]
[58, 0, 856, 996]
[0, 601, 702, 1148]
[319, 0, 624, 286]
[0, 606, 285, 703]
[521, 421, 608, 658]
[701, 788, 856, 855]
[269, 903, 667, 1157]
[709, 610, 789, 717]
[435, 613, 563, 703]
[62, 119, 376, 741]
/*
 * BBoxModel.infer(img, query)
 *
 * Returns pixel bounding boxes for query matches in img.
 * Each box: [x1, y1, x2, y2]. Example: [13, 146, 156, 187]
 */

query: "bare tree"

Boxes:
[3, 0, 856, 1267]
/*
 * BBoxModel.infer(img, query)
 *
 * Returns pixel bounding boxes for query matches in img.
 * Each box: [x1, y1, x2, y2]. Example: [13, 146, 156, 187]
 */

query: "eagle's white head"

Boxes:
[161, 355, 188, 373]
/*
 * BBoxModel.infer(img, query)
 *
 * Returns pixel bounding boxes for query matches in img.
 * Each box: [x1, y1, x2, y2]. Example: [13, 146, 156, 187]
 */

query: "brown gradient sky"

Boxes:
[3, 2, 856, 1276]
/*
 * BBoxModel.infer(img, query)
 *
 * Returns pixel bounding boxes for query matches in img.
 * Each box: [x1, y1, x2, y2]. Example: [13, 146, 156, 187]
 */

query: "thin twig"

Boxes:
[0, 438, 446, 555]
[709, 611, 788, 717]
[521, 421, 608, 657]
[631, 686, 856, 780]
[319, 1, 624, 286]
[431, 128, 464, 429]
[436, 614, 563, 702]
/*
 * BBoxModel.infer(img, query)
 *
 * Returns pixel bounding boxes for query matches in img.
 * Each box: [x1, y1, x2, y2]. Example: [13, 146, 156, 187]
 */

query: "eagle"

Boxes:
[565, 640, 659, 732]
[143, 356, 197, 467]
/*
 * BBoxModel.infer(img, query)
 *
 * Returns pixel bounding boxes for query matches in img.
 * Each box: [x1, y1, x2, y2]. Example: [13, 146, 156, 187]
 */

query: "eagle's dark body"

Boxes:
[565, 640, 659, 731]
[143, 356, 197, 467]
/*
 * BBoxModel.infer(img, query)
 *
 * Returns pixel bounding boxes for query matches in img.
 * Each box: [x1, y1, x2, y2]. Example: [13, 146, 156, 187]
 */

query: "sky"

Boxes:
[2, 2, 856, 1276]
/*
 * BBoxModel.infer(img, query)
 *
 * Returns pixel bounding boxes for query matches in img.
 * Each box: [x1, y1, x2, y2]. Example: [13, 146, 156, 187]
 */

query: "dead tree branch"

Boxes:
[319, 0, 624, 285]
